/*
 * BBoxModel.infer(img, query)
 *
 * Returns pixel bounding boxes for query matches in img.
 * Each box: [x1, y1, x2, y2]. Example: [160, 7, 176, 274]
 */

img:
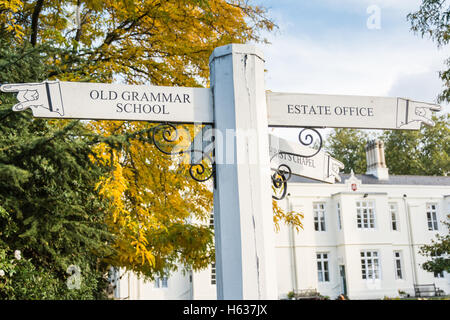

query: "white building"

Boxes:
[114, 140, 449, 300]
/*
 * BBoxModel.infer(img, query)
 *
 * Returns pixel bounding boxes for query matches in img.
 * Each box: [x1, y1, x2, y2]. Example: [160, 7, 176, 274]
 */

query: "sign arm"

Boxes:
[267, 91, 441, 130]
[270, 128, 326, 200]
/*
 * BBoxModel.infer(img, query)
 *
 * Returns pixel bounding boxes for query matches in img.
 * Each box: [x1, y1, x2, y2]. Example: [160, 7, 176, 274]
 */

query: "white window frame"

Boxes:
[316, 252, 330, 282]
[209, 212, 214, 230]
[434, 270, 444, 278]
[337, 202, 342, 230]
[389, 202, 399, 231]
[393, 251, 403, 280]
[360, 250, 380, 280]
[211, 262, 216, 285]
[155, 276, 168, 288]
[356, 200, 376, 229]
[426, 203, 439, 231]
[313, 202, 326, 232]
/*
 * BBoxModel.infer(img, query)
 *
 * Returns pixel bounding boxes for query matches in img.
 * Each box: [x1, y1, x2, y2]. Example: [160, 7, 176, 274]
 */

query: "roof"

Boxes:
[289, 173, 450, 186]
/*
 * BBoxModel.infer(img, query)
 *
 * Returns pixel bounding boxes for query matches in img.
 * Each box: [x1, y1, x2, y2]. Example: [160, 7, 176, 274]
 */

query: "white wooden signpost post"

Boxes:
[209, 44, 278, 299]
[0, 43, 442, 300]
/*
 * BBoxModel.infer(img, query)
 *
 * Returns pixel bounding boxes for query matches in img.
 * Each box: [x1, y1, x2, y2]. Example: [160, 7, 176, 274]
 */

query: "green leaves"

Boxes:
[325, 129, 370, 174]
[407, 0, 450, 47]
[0, 43, 113, 299]
[408, 1, 450, 103]
[326, 115, 449, 176]
[383, 114, 450, 176]
[419, 214, 450, 274]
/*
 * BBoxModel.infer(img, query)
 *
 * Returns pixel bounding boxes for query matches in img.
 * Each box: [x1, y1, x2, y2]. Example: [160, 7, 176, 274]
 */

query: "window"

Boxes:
[209, 212, 214, 229]
[108, 267, 120, 298]
[360, 250, 380, 280]
[211, 262, 216, 285]
[431, 253, 445, 278]
[394, 251, 403, 280]
[317, 253, 330, 282]
[337, 203, 342, 230]
[434, 271, 444, 278]
[356, 201, 376, 229]
[155, 276, 168, 288]
[389, 203, 399, 231]
[426, 203, 438, 231]
[313, 203, 326, 231]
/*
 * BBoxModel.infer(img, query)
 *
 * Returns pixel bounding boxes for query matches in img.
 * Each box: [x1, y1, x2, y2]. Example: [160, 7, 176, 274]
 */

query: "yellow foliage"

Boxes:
[6, 0, 302, 277]
[0, 0, 24, 39]
[9, 0, 274, 85]
[90, 120, 214, 275]
[273, 199, 304, 233]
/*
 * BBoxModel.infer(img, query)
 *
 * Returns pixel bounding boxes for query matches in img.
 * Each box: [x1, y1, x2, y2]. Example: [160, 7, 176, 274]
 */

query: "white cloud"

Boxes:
[320, 0, 422, 11]
[262, 33, 447, 101]
[260, 1, 448, 143]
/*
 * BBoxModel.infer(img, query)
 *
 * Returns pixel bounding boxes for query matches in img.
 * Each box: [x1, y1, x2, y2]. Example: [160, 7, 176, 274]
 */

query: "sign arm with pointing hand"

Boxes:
[0, 80, 213, 124]
[1, 81, 65, 116]
[396, 98, 441, 128]
[267, 91, 442, 130]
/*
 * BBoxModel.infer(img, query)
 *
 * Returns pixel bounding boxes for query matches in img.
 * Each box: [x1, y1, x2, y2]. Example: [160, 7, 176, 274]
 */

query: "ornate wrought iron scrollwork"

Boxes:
[151, 123, 186, 156]
[298, 128, 323, 158]
[271, 128, 323, 200]
[150, 123, 215, 183]
[188, 150, 215, 182]
[271, 164, 292, 201]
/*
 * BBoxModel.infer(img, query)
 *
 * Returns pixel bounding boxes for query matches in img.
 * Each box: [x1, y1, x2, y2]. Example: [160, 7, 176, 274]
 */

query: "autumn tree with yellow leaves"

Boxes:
[1, 0, 302, 280]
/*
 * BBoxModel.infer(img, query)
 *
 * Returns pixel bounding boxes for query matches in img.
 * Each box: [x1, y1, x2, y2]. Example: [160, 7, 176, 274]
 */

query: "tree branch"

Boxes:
[30, 0, 45, 46]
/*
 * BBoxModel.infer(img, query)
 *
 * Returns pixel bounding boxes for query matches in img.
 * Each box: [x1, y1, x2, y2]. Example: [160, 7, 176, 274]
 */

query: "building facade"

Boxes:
[114, 140, 449, 300]
[275, 171, 449, 299]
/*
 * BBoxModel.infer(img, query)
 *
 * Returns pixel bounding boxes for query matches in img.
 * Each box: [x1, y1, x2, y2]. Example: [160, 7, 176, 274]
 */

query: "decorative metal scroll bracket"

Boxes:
[149, 124, 324, 198]
[271, 128, 323, 201]
[150, 122, 215, 183]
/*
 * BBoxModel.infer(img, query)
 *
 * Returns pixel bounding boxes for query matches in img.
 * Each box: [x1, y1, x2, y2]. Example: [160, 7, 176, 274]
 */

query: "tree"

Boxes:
[325, 129, 370, 174]
[1, 0, 303, 284]
[419, 214, 450, 274]
[408, 0, 450, 103]
[5, 0, 274, 86]
[0, 42, 113, 299]
[90, 121, 215, 277]
[382, 114, 449, 176]
[0, 0, 24, 39]
[325, 115, 449, 176]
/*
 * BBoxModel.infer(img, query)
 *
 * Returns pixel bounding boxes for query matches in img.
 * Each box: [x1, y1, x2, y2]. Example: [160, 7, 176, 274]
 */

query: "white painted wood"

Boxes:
[269, 134, 344, 183]
[267, 91, 441, 130]
[209, 44, 278, 299]
[0, 81, 213, 124]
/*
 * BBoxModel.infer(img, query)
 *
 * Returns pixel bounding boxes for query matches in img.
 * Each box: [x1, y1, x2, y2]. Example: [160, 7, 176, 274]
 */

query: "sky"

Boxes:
[256, 0, 449, 142]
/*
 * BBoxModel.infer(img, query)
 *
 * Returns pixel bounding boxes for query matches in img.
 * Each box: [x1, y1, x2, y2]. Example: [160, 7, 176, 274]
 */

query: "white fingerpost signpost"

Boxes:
[0, 43, 442, 301]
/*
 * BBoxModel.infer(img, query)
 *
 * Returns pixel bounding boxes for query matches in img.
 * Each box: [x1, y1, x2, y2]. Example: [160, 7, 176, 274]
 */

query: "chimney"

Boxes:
[365, 139, 389, 180]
